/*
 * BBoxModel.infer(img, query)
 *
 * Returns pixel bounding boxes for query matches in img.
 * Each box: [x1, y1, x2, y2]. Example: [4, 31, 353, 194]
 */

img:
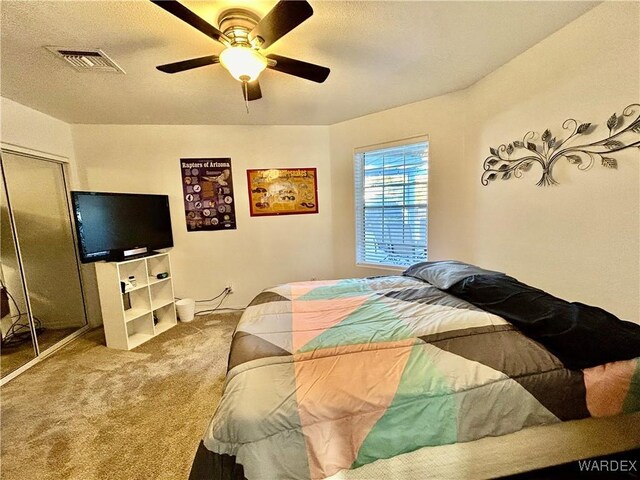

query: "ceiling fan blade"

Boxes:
[266, 54, 329, 83]
[243, 80, 262, 101]
[150, 0, 230, 45]
[250, 0, 313, 49]
[157, 55, 219, 74]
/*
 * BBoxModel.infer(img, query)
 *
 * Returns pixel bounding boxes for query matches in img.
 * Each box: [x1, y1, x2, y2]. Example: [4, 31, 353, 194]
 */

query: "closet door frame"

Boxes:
[0, 143, 90, 385]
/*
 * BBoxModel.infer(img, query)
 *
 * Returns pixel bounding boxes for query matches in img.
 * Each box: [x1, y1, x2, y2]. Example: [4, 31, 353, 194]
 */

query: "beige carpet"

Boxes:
[0, 312, 240, 480]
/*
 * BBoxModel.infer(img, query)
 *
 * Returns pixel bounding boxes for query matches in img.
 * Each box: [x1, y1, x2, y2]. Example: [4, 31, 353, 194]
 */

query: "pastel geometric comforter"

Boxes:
[190, 275, 640, 480]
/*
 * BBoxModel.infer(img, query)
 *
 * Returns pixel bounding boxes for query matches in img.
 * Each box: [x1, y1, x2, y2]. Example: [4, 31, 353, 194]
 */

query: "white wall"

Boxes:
[329, 2, 639, 322]
[71, 125, 333, 309]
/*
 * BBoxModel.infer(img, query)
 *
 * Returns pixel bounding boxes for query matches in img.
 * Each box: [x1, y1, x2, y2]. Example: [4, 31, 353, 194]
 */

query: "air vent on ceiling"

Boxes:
[46, 47, 125, 73]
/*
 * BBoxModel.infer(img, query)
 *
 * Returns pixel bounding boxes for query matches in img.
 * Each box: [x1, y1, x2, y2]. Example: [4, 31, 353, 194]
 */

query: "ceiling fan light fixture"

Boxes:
[219, 46, 267, 82]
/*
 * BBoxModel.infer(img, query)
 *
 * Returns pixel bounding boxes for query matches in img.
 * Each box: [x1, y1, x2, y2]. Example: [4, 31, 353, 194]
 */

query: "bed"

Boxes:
[190, 261, 640, 479]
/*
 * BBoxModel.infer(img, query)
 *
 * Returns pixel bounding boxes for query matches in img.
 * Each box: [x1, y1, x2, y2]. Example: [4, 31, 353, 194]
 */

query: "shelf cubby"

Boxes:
[123, 287, 151, 315]
[147, 255, 171, 279]
[153, 303, 177, 335]
[126, 314, 154, 349]
[150, 280, 174, 310]
[118, 259, 148, 290]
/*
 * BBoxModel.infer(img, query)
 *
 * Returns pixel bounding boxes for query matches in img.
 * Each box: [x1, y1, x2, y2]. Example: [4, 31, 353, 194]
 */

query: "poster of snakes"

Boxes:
[180, 158, 236, 231]
[246, 168, 319, 216]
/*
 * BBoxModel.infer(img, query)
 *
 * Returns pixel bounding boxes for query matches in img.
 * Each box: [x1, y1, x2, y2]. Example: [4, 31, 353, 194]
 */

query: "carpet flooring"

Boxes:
[0, 312, 240, 480]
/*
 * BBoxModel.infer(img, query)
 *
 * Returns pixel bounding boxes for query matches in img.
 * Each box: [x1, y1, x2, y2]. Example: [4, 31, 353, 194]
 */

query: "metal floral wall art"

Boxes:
[482, 104, 640, 186]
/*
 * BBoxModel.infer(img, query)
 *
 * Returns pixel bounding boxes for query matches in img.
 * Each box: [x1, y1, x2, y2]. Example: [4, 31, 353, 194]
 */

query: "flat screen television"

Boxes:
[71, 191, 173, 263]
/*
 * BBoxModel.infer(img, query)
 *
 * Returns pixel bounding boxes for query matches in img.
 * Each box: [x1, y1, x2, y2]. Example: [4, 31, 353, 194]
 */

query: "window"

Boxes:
[354, 138, 428, 268]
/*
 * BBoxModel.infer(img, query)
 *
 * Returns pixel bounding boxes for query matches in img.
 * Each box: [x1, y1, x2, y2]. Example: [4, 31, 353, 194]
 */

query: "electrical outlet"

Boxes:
[226, 282, 233, 294]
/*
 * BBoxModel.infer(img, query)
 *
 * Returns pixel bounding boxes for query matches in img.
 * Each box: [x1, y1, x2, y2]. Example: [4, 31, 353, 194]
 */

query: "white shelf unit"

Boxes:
[95, 253, 176, 350]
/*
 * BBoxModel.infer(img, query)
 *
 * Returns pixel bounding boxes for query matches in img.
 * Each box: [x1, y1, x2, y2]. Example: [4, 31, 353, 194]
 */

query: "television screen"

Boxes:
[71, 191, 173, 263]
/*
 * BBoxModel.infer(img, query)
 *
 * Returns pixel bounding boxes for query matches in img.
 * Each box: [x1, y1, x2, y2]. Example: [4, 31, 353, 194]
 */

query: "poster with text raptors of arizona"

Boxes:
[180, 158, 236, 231]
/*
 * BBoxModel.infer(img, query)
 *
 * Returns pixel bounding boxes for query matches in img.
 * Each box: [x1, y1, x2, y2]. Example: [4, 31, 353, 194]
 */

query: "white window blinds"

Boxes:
[354, 138, 428, 268]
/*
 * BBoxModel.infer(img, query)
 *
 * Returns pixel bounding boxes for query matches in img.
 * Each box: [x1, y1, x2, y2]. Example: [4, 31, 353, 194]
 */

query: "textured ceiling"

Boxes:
[0, 1, 598, 125]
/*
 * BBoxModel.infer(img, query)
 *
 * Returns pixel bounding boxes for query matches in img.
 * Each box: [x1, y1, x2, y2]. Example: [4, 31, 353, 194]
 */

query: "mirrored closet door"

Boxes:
[0, 151, 87, 380]
[1, 168, 36, 377]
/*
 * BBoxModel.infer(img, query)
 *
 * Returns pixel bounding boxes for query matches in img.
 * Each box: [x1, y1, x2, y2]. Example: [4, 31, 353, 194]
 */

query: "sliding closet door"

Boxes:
[0, 164, 37, 377]
[1, 152, 87, 355]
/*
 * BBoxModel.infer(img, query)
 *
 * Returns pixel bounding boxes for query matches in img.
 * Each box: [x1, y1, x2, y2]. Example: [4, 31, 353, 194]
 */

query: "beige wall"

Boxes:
[71, 124, 334, 309]
[329, 2, 639, 322]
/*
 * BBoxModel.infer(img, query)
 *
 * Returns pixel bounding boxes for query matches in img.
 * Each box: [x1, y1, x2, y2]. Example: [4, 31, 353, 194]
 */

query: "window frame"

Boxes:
[353, 135, 429, 270]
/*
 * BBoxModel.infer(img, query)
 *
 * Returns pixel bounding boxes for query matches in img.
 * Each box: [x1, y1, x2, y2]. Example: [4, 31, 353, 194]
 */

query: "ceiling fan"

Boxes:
[150, 0, 330, 103]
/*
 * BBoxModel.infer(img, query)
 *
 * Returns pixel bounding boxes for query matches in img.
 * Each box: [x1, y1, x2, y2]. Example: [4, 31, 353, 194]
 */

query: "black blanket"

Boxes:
[448, 274, 640, 370]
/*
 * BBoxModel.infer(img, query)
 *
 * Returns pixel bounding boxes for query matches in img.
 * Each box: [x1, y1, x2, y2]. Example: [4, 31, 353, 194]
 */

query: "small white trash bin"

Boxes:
[176, 298, 196, 322]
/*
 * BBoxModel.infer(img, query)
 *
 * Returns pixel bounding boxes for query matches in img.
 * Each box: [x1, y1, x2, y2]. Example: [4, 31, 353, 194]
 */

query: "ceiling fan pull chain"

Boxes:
[243, 81, 250, 114]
